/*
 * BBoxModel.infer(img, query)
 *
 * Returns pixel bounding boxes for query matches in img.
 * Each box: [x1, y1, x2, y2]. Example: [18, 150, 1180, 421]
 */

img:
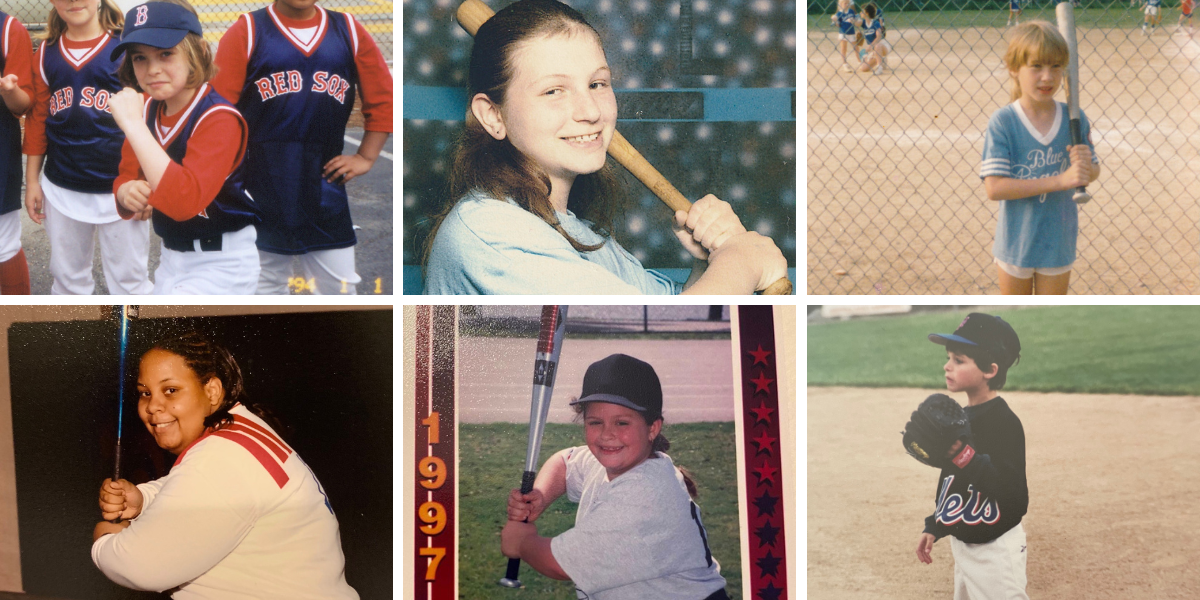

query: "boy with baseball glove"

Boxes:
[902, 313, 1030, 600]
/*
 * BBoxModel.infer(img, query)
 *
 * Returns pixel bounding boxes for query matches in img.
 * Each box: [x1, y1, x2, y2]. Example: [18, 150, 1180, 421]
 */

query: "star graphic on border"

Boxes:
[750, 372, 774, 394]
[749, 344, 772, 366]
[749, 400, 774, 425]
[753, 490, 778, 517]
[754, 521, 780, 548]
[757, 581, 782, 600]
[752, 430, 776, 456]
[754, 461, 777, 486]
[756, 550, 782, 579]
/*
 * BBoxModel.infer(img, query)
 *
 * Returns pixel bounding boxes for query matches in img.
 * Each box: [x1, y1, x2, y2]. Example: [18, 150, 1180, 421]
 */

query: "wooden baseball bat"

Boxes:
[1056, 2, 1092, 204]
[456, 0, 792, 295]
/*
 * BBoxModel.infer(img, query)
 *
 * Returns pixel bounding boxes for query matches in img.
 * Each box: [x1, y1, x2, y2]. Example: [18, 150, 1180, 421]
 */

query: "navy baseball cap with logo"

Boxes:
[111, 2, 204, 60]
[928, 313, 1021, 368]
[569, 354, 662, 417]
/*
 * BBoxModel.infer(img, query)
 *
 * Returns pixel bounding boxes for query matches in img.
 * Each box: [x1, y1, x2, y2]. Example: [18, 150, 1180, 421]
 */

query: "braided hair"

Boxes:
[146, 331, 258, 430]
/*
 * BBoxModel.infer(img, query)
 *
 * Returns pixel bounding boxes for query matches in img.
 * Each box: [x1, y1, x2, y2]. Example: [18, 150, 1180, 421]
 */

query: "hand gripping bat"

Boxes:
[499, 305, 569, 588]
[456, 0, 793, 295]
[1056, 2, 1092, 204]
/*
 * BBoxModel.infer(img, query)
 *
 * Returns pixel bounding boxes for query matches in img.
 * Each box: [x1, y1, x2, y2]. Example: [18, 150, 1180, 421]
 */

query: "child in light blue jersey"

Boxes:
[980, 22, 1100, 295]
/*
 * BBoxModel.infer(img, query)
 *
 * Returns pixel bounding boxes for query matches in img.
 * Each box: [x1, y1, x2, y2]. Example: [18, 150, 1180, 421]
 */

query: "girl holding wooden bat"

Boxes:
[422, 0, 787, 295]
[980, 22, 1099, 295]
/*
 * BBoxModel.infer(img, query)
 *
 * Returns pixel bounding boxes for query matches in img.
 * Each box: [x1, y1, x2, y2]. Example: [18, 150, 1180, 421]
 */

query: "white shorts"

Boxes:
[995, 258, 1074, 278]
[0, 211, 21, 263]
[1146, 5, 1160, 16]
[951, 523, 1029, 600]
[838, 33, 856, 42]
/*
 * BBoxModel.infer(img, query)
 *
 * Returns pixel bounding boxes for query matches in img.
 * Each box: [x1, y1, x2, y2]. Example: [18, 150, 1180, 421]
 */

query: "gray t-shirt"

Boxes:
[550, 447, 726, 600]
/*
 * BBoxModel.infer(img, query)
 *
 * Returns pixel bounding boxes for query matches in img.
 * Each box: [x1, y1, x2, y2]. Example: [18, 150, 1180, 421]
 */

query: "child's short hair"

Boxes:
[945, 341, 1014, 390]
[1004, 21, 1070, 102]
[116, 0, 217, 92]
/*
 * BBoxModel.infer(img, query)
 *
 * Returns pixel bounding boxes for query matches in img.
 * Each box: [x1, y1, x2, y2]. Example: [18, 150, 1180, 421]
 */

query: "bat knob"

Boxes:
[498, 577, 523, 588]
[1073, 191, 1092, 204]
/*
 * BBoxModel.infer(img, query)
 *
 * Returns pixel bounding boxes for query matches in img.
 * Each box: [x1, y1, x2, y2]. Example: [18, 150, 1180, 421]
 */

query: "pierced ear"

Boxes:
[471, 93, 506, 141]
[204, 377, 225, 413]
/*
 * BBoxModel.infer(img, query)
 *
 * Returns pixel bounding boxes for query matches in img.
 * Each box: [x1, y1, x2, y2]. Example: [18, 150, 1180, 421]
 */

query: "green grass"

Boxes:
[458, 422, 742, 600]
[809, 306, 1200, 395]
[807, 5, 1174, 31]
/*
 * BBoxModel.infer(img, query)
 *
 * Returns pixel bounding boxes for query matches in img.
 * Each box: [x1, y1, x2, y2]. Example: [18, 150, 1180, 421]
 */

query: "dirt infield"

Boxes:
[807, 21, 1200, 294]
[808, 386, 1200, 599]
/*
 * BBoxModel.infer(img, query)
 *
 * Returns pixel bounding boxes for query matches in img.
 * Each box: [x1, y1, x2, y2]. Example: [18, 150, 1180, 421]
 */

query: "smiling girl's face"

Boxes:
[583, 401, 661, 479]
[137, 348, 222, 454]
[486, 28, 617, 205]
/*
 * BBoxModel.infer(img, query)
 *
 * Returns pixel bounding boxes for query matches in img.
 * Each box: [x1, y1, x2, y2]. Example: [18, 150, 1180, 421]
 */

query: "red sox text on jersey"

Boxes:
[49, 86, 114, 116]
[253, 70, 351, 103]
[934, 474, 1001, 526]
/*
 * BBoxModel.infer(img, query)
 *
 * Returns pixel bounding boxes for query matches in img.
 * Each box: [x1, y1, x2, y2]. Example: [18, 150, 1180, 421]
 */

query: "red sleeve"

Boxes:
[21, 42, 48, 155]
[2, 17, 34, 116]
[148, 108, 247, 222]
[349, 15, 392, 133]
[210, 15, 251, 104]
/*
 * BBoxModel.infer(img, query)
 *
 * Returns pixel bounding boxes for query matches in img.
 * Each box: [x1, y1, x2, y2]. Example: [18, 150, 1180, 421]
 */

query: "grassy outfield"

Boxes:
[807, 6, 1173, 32]
[809, 306, 1200, 395]
[458, 422, 742, 600]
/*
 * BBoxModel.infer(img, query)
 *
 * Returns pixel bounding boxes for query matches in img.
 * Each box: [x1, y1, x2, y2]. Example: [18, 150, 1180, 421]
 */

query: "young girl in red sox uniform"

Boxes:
[109, 0, 262, 294]
[92, 331, 358, 599]
[210, 0, 392, 295]
[0, 10, 34, 294]
[24, 0, 155, 295]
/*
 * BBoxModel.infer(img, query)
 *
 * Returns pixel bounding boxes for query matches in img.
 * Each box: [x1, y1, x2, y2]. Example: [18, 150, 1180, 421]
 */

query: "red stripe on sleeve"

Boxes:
[212, 430, 290, 488]
[232, 415, 294, 454]
[225, 422, 290, 462]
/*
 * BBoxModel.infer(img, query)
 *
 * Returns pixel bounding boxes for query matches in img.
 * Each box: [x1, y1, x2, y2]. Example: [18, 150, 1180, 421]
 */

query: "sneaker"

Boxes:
[841, 63, 853, 73]
[873, 64, 883, 75]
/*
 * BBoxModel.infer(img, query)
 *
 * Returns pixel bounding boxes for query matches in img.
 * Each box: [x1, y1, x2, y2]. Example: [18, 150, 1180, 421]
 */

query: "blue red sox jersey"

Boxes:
[38, 34, 125, 194]
[0, 11, 22, 214]
[836, 9, 858, 35]
[980, 101, 1098, 268]
[234, 6, 359, 254]
[148, 85, 259, 245]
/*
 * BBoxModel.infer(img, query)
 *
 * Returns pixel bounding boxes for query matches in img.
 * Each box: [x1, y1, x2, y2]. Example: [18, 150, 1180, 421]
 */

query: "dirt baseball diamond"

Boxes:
[808, 386, 1200, 599]
[807, 23, 1200, 294]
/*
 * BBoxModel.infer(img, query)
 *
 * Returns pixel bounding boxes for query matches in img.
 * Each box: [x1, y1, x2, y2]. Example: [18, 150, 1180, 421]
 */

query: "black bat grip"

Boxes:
[110, 441, 122, 524]
[1068, 118, 1090, 202]
[501, 470, 540, 585]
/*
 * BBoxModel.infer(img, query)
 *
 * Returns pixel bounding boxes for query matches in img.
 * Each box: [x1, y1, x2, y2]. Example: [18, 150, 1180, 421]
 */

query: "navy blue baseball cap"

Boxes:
[569, 354, 662, 417]
[110, 2, 204, 61]
[929, 313, 1021, 368]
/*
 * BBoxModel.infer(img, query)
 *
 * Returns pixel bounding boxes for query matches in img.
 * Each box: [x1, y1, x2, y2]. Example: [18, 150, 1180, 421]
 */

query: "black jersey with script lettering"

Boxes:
[923, 396, 1028, 544]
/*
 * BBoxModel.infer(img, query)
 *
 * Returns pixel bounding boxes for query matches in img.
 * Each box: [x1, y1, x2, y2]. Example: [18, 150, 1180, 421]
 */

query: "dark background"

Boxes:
[8, 310, 392, 599]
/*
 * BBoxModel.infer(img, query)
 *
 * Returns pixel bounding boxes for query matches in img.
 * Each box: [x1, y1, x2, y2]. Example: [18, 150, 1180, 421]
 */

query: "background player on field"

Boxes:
[23, 0, 154, 295]
[833, 0, 859, 73]
[857, 4, 888, 73]
[980, 23, 1099, 295]
[1178, 0, 1194, 34]
[210, 0, 393, 295]
[915, 313, 1029, 600]
[502, 354, 730, 600]
[92, 331, 359, 599]
[110, 0, 261, 294]
[1008, 0, 1022, 27]
[0, 10, 33, 294]
[1142, 0, 1163, 34]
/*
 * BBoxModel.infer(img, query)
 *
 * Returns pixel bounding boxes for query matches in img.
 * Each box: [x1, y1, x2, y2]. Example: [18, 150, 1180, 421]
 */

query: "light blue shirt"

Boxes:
[424, 191, 682, 295]
[980, 101, 1098, 268]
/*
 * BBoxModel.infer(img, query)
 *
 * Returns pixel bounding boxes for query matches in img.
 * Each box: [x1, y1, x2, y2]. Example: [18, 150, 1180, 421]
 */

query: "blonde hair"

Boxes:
[116, 0, 217, 92]
[1004, 21, 1070, 102]
[42, 0, 124, 44]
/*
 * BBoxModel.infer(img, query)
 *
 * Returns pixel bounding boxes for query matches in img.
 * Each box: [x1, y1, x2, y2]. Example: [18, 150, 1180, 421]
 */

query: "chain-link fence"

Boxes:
[2, 0, 393, 62]
[808, 0, 1200, 294]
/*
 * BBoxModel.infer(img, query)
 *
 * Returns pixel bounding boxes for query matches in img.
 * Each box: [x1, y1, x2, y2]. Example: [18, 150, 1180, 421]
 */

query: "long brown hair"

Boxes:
[420, 0, 629, 266]
[41, 0, 124, 44]
[116, 0, 216, 91]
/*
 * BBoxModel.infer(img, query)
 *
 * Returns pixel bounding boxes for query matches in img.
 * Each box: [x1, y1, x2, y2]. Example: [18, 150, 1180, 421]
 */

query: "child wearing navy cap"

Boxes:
[501, 353, 730, 600]
[109, 0, 261, 294]
[914, 313, 1031, 600]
